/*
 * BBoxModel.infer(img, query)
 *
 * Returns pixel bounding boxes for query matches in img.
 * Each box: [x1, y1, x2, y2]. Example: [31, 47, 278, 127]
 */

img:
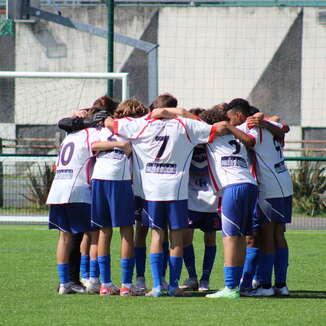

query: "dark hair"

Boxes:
[150, 93, 178, 111]
[114, 98, 149, 118]
[225, 98, 250, 116]
[92, 95, 119, 116]
[189, 108, 205, 116]
[199, 107, 227, 125]
[248, 106, 260, 116]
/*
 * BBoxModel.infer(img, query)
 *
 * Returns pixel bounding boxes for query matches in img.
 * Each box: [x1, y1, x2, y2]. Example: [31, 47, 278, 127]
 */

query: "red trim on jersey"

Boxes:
[145, 112, 152, 120]
[259, 128, 263, 144]
[250, 151, 258, 180]
[133, 119, 156, 139]
[86, 158, 92, 184]
[174, 118, 191, 142]
[208, 125, 217, 143]
[247, 133, 256, 146]
[217, 197, 222, 213]
[205, 148, 220, 193]
[113, 119, 119, 135]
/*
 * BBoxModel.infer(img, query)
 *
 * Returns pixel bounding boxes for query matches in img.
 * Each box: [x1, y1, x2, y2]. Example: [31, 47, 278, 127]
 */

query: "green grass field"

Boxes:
[0, 226, 325, 326]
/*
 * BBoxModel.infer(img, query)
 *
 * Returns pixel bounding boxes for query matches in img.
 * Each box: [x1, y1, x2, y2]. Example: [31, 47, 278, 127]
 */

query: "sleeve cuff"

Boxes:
[113, 119, 119, 135]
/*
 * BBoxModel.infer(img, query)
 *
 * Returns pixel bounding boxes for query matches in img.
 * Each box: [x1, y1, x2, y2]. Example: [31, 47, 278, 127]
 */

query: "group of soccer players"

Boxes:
[47, 93, 293, 298]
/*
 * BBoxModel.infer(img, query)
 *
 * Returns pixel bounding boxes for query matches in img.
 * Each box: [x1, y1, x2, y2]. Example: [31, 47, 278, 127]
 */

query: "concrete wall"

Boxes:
[5, 6, 326, 129]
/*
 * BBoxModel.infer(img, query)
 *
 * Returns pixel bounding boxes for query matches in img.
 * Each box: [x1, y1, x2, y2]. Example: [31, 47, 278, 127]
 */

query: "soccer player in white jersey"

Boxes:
[180, 108, 222, 292]
[47, 107, 104, 295]
[228, 101, 293, 297]
[90, 99, 149, 296]
[105, 104, 218, 297]
[134, 94, 177, 292]
[200, 107, 258, 299]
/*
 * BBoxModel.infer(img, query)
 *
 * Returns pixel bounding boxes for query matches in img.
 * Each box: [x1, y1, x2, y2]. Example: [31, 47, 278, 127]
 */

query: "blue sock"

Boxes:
[80, 255, 90, 280]
[150, 253, 163, 288]
[224, 266, 243, 289]
[57, 263, 70, 284]
[169, 256, 183, 288]
[121, 257, 135, 285]
[183, 245, 197, 279]
[260, 253, 275, 287]
[240, 247, 260, 289]
[98, 255, 111, 284]
[253, 251, 263, 283]
[201, 245, 216, 281]
[162, 242, 169, 278]
[135, 247, 146, 278]
[90, 259, 99, 278]
[274, 248, 289, 287]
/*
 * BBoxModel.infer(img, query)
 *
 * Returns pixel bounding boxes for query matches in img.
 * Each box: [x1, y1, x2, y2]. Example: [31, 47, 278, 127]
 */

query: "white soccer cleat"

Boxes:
[58, 282, 74, 295]
[198, 280, 210, 292]
[135, 277, 147, 292]
[80, 278, 89, 287]
[179, 277, 199, 290]
[242, 286, 275, 297]
[71, 282, 86, 294]
[86, 279, 101, 294]
[274, 286, 289, 296]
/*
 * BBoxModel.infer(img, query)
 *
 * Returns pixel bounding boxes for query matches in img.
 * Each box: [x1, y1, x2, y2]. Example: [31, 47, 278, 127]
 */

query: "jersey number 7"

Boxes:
[155, 136, 169, 161]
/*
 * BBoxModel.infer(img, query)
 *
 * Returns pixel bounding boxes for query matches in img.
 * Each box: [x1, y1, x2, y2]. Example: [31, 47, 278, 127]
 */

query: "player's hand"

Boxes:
[213, 121, 229, 136]
[247, 112, 264, 127]
[73, 110, 88, 118]
[104, 116, 114, 129]
[121, 142, 132, 156]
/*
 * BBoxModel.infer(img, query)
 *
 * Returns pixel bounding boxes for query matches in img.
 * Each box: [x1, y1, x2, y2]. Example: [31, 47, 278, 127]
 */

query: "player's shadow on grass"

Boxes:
[185, 290, 326, 299]
[287, 290, 326, 299]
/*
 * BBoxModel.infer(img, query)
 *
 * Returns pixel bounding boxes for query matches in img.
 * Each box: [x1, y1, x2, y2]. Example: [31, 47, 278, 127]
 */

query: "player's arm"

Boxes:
[150, 108, 199, 120]
[92, 140, 132, 156]
[58, 110, 109, 133]
[221, 121, 255, 147]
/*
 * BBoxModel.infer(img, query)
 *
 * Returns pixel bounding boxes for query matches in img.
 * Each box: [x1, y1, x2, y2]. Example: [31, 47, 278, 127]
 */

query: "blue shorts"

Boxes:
[91, 179, 135, 228]
[49, 203, 94, 233]
[188, 210, 221, 232]
[221, 183, 258, 237]
[142, 200, 188, 230]
[257, 196, 292, 224]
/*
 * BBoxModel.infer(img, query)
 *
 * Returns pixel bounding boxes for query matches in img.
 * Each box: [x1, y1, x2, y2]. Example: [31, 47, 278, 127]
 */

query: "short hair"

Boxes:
[210, 103, 228, 111]
[114, 98, 149, 118]
[199, 107, 227, 125]
[189, 108, 205, 117]
[248, 106, 260, 116]
[150, 93, 178, 111]
[225, 98, 251, 116]
[92, 95, 119, 116]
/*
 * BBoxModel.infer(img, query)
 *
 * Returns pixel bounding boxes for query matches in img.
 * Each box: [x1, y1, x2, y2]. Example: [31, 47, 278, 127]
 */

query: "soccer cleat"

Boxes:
[135, 277, 147, 292]
[179, 277, 199, 290]
[242, 286, 275, 297]
[239, 288, 253, 296]
[161, 278, 169, 292]
[274, 286, 289, 296]
[80, 278, 89, 287]
[58, 282, 74, 295]
[168, 286, 189, 297]
[198, 280, 210, 292]
[99, 283, 120, 296]
[206, 287, 240, 299]
[86, 279, 101, 294]
[252, 279, 260, 289]
[120, 284, 145, 296]
[145, 287, 163, 297]
[71, 282, 86, 294]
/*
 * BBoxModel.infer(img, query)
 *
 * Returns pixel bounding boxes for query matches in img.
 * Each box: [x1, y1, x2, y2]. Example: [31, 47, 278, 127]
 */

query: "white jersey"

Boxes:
[188, 145, 219, 213]
[90, 127, 131, 181]
[206, 133, 256, 190]
[238, 121, 293, 199]
[47, 128, 96, 204]
[114, 114, 216, 201]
